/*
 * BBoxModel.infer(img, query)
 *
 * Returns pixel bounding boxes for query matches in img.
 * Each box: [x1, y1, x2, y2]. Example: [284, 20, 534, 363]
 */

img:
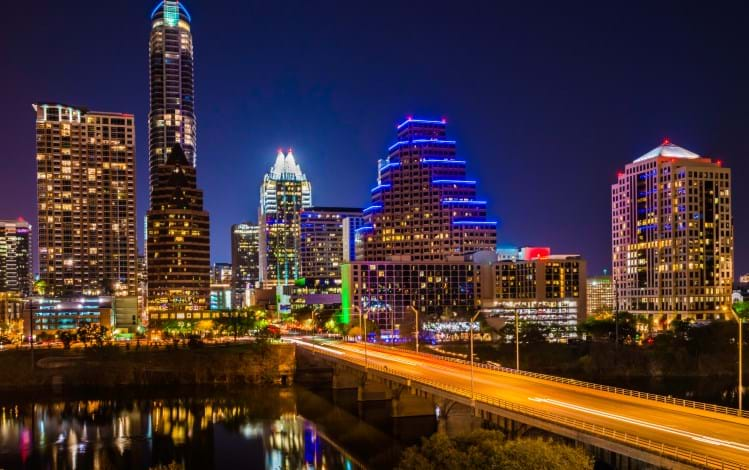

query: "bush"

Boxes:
[397, 430, 592, 470]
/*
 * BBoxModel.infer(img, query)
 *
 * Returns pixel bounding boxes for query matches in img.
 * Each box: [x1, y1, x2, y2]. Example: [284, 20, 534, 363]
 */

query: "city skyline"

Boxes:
[2, 1, 749, 276]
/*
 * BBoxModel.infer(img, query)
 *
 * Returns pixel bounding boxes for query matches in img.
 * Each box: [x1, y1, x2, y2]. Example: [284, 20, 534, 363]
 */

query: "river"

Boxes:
[0, 386, 436, 469]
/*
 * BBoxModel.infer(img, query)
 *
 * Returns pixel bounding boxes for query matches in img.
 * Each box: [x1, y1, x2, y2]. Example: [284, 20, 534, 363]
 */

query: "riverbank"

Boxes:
[0, 342, 295, 390]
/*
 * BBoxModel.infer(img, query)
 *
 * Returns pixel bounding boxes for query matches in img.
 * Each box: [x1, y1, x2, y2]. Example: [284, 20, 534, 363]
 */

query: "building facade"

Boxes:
[0, 219, 32, 296]
[301, 207, 363, 282]
[148, 0, 196, 194]
[34, 103, 137, 297]
[342, 260, 482, 332]
[587, 274, 614, 316]
[146, 144, 210, 318]
[485, 254, 587, 339]
[358, 118, 496, 261]
[612, 141, 733, 328]
[211, 262, 232, 284]
[259, 150, 312, 287]
[231, 222, 260, 307]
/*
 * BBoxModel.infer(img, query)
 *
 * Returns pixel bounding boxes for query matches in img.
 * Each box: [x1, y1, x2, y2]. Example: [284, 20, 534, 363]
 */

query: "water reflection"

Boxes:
[0, 389, 365, 469]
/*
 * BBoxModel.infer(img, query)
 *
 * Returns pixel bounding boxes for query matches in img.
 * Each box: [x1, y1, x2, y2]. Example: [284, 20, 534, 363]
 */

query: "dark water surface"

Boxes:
[0, 386, 436, 469]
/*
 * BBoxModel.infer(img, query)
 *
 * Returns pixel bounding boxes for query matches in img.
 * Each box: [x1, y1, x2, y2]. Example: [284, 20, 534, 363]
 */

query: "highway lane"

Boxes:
[305, 340, 749, 467]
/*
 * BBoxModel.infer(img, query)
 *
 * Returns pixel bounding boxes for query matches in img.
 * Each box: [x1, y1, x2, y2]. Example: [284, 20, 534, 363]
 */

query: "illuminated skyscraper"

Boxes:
[586, 274, 614, 316]
[34, 103, 137, 297]
[612, 140, 733, 328]
[0, 219, 32, 296]
[231, 222, 260, 305]
[300, 207, 363, 283]
[259, 150, 312, 287]
[146, 144, 210, 318]
[149, 0, 196, 194]
[359, 118, 496, 261]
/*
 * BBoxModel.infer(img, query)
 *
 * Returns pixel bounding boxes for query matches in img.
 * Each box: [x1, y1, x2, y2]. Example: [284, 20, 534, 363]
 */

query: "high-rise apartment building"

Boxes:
[612, 140, 733, 328]
[148, 0, 196, 194]
[231, 222, 260, 306]
[34, 103, 137, 297]
[358, 118, 496, 261]
[301, 207, 363, 281]
[0, 219, 32, 296]
[586, 274, 614, 316]
[259, 150, 312, 287]
[146, 144, 210, 318]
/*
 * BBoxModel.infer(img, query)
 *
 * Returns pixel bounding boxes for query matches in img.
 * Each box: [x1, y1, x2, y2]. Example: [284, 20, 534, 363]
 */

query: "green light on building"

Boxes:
[164, 2, 179, 27]
[340, 264, 351, 324]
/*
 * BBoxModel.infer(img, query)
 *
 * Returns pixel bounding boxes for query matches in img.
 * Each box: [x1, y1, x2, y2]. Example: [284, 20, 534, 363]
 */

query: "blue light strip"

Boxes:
[379, 162, 401, 172]
[442, 200, 487, 205]
[432, 180, 477, 185]
[388, 139, 457, 152]
[370, 184, 391, 193]
[422, 159, 466, 165]
[363, 205, 383, 214]
[453, 220, 498, 225]
[150, 1, 192, 22]
[397, 119, 446, 129]
[355, 226, 374, 234]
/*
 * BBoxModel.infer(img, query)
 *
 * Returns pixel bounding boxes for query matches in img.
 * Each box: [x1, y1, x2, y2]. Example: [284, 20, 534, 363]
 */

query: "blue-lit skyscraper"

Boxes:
[358, 118, 497, 261]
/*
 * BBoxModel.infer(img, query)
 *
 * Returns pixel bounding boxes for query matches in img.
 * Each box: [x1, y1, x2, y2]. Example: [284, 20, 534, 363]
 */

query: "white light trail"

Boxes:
[529, 397, 749, 453]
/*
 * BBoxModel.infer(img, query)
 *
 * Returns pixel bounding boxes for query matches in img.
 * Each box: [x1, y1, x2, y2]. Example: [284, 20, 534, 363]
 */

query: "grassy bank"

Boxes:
[0, 343, 295, 390]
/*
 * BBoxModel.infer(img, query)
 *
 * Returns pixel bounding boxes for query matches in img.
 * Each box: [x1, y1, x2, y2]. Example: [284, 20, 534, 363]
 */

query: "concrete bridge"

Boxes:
[292, 339, 749, 470]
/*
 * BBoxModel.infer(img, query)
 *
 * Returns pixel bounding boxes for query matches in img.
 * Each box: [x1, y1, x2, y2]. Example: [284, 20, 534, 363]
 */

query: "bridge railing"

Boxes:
[296, 342, 747, 470]
[394, 344, 747, 420]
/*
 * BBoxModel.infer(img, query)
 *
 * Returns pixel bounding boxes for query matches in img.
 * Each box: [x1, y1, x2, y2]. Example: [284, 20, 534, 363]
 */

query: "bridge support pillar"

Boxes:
[391, 388, 436, 418]
[357, 382, 393, 401]
[436, 400, 482, 437]
[332, 365, 361, 390]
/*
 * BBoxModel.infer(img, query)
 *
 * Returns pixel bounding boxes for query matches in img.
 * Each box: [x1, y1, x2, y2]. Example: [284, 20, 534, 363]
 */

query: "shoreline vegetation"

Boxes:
[0, 342, 294, 390]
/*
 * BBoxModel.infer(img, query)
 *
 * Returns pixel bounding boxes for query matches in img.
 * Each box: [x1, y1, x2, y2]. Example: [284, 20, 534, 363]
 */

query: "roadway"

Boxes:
[302, 339, 749, 467]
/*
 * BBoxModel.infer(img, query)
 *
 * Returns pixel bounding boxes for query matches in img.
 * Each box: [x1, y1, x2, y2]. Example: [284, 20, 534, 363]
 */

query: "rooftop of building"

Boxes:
[305, 206, 363, 214]
[266, 150, 308, 182]
[633, 139, 701, 163]
[151, 1, 191, 23]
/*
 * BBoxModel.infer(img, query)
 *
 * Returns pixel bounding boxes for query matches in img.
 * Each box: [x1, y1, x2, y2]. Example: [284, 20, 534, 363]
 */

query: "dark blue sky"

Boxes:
[1, 0, 747, 276]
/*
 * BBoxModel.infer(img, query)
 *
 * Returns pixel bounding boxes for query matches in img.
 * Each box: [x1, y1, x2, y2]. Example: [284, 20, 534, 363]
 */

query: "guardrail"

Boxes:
[295, 341, 747, 470]
[391, 344, 748, 420]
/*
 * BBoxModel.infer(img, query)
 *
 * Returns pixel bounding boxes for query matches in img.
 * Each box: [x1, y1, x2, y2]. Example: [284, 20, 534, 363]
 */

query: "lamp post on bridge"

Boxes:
[469, 310, 482, 408]
[407, 305, 419, 353]
[727, 305, 744, 414]
[353, 305, 368, 371]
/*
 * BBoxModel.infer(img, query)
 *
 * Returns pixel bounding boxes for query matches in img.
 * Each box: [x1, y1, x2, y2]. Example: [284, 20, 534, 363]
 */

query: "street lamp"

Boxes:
[514, 306, 520, 370]
[728, 306, 744, 414]
[363, 313, 369, 371]
[407, 305, 419, 353]
[469, 310, 481, 408]
[310, 307, 322, 355]
[353, 305, 368, 370]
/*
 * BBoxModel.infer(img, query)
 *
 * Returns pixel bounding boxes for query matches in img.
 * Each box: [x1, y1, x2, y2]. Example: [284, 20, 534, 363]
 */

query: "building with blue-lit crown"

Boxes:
[358, 118, 496, 261]
[149, 0, 196, 195]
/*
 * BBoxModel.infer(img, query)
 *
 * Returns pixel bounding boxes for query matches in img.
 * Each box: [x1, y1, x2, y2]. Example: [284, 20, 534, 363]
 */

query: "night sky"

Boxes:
[1, 0, 747, 276]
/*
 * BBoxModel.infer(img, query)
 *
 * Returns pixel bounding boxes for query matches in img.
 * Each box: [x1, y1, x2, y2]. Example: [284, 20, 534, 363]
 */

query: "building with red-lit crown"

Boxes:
[611, 140, 733, 329]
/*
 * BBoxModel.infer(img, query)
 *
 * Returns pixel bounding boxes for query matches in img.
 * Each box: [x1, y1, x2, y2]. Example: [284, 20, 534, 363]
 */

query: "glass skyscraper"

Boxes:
[148, 0, 196, 194]
[259, 150, 312, 287]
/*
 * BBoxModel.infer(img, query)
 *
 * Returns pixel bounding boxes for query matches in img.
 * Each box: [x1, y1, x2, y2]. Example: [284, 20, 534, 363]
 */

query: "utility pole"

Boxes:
[729, 306, 743, 414]
[515, 307, 520, 370]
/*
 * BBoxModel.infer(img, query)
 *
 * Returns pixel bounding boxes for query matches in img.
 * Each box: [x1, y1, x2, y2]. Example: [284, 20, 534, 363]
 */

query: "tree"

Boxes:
[90, 324, 108, 347]
[77, 323, 92, 348]
[59, 330, 75, 350]
[397, 430, 593, 470]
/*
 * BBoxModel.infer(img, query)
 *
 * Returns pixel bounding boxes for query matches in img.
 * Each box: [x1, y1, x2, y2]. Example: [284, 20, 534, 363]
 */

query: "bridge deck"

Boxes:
[295, 339, 749, 469]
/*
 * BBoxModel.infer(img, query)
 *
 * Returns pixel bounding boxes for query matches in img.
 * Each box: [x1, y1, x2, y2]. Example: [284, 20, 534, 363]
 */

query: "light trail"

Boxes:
[529, 397, 749, 453]
[285, 338, 344, 356]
